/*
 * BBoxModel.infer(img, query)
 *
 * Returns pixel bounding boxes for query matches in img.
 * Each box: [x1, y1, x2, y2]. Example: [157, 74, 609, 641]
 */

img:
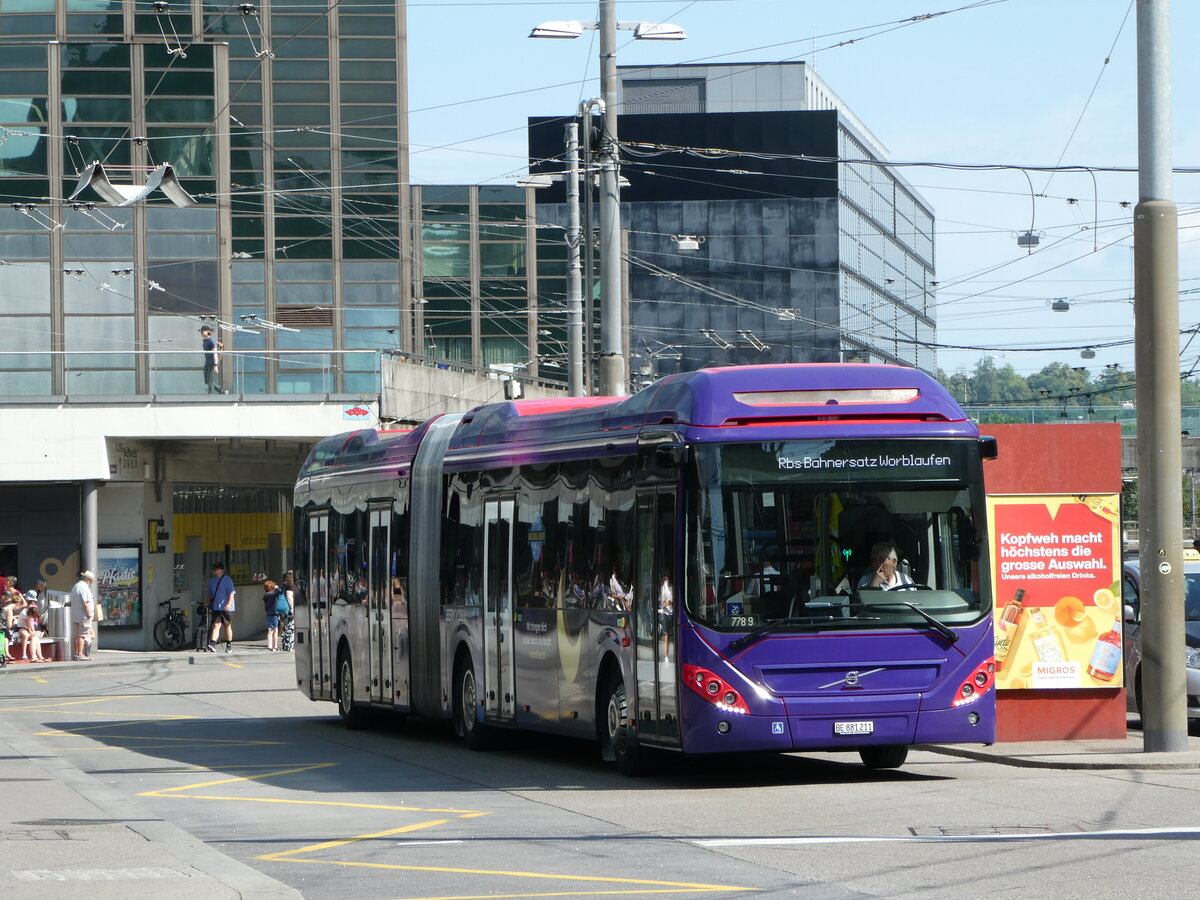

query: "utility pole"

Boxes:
[564, 118, 585, 397]
[1134, 0, 1187, 752]
[597, 0, 626, 396]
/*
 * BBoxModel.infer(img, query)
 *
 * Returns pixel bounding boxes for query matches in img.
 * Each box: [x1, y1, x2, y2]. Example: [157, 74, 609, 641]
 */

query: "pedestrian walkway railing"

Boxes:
[0, 348, 568, 400]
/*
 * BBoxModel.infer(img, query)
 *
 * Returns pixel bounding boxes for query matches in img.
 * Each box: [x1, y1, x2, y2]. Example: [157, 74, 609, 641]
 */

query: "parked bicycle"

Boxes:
[152, 597, 188, 651]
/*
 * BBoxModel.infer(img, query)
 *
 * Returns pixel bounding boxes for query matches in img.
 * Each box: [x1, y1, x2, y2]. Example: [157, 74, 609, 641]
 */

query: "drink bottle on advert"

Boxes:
[1086, 622, 1122, 682]
[994, 588, 1025, 671]
[1028, 608, 1066, 663]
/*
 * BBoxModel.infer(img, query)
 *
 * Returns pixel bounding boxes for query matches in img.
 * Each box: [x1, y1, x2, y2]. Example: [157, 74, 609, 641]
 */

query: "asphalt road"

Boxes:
[3, 653, 1199, 899]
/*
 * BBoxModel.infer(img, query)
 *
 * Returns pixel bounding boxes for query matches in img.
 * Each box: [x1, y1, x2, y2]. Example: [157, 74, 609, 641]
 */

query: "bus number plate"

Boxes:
[834, 720, 874, 736]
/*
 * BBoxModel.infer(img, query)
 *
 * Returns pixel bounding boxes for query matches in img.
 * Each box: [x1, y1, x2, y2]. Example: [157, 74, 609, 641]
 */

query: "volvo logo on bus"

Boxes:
[819, 667, 885, 690]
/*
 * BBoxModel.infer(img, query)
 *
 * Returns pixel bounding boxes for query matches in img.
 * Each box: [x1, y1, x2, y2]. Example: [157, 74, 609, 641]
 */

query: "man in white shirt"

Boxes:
[69, 570, 96, 660]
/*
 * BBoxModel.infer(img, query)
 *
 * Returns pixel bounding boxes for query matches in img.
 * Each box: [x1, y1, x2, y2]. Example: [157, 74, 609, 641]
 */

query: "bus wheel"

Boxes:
[603, 673, 645, 776]
[859, 745, 908, 770]
[338, 652, 367, 730]
[458, 663, 491, 750]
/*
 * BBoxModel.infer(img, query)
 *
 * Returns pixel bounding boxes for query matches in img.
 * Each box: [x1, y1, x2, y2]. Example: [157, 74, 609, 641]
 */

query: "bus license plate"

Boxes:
[834, 721, 874, 736]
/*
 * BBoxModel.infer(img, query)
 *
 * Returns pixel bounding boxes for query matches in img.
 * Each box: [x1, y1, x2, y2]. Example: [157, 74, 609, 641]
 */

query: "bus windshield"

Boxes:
[686, 438, 989, 633]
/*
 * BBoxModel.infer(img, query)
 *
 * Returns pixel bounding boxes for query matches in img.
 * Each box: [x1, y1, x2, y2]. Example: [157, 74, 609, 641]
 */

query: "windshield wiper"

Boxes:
[726, 616, 840, 655]
[863, 601, 959, 644]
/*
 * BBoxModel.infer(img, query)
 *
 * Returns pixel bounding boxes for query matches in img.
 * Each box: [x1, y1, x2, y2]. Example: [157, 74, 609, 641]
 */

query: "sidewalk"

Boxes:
[2, 639, 285, 671]
[923, 731, 1200, 770]
[0, 647, 301, 899]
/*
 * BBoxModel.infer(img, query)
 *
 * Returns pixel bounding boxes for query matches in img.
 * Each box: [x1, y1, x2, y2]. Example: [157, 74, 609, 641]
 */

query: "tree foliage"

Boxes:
[935, 359, 1151, 409]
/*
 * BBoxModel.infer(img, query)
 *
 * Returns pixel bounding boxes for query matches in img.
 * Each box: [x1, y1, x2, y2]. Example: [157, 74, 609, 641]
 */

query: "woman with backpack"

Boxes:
[262, 579, 287, 651]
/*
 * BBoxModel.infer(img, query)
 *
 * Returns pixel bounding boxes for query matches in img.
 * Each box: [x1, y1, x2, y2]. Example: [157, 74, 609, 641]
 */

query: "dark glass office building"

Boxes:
[529, 62, 937, 385]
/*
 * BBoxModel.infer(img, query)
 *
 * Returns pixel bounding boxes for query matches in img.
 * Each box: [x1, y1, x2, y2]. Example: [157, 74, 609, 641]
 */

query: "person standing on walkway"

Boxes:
[200, 325, 226, 394]
[206, 561, 237, 653]
[69, 570, 96, 660]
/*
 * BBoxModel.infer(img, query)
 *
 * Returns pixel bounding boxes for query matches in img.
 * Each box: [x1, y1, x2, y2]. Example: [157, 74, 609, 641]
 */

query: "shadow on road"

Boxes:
[43, 708, 952, 795]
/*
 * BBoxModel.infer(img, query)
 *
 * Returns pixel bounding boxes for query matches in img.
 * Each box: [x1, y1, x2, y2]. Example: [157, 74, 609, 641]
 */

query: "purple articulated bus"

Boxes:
[293, 363, 997, 773]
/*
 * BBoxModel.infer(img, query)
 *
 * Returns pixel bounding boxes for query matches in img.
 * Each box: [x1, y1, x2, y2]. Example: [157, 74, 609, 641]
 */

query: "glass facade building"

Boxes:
[0, 0, 410, 397]
[530, 62, 938, 384]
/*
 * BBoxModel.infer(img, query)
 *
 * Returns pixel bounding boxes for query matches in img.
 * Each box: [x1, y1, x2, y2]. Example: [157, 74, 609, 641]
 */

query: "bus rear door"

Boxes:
[368, 503, 392, 704]
[307, 511, 332, 700]
[483, 498, 516, 725]
[635, 488, 679, 744]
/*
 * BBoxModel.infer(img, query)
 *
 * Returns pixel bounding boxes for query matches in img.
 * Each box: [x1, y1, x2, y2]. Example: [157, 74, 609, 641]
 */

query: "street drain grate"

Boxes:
[14, 819, 121, 827]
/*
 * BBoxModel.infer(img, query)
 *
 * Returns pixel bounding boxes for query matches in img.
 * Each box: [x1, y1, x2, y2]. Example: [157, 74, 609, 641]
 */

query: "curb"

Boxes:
[922, 744, 1200, 771]
[4, 648, 290, 672]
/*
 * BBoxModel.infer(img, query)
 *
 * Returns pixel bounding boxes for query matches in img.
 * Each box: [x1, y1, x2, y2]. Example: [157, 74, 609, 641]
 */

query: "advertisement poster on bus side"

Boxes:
[986, 494, 1122, 690]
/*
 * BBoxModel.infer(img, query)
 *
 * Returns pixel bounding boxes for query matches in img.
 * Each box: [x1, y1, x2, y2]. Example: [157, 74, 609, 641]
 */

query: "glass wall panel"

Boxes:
[145, 127, 214, 176]
[343, 281, 399, 304]
[60, 70, 132, 94]
[146, 99, 215, 123]
[343, 261, 397, 281]
[343, 308, 399, 328]
[1, 16, 54, 35]
[148, 73, 217, 96]
[341, 61, 395, 81]
[65, 15, 123, 36]
[0, 125, 45, 175]
[274, 82, 329, 103]
[3, 1, 54, 15]
[277, 261, 332, 281]
[339, 38, 394, 58]
[148, 233, 218, 258]
[62, 232, 134, 258]
[422, 243, 469, 278]
[62, 97, 131, 122]
[0, 71, 47, 93]
[0, 262, 50, 312]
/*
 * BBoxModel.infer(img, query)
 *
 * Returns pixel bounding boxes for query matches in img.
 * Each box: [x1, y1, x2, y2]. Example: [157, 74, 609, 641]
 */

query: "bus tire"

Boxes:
[337, 651, 368, 730]
[457, 661, 491, 750]
[602, 672, 645, 776]
[859, 744, 908, 770]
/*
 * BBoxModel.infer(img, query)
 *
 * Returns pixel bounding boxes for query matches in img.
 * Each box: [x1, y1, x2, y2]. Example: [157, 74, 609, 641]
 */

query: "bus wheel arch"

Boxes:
[453, 644, 491, 750]
[598, 661, 645, 775]
[336, 641, 368, 730]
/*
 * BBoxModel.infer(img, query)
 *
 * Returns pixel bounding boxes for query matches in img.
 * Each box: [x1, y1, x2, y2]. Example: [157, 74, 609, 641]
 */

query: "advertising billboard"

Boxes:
[987, 494, 1122, 690]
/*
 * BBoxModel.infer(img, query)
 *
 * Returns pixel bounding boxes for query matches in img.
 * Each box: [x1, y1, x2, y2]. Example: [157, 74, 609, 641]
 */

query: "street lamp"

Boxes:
[530, 1, 686, 396]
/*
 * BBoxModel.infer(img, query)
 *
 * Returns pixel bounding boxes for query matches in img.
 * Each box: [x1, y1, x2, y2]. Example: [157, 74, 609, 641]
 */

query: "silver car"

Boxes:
[1122, 557, 1200, 718]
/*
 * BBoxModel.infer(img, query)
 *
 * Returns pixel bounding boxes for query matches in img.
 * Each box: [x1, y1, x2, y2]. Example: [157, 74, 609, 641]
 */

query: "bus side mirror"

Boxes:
[980, 436, 998, 460]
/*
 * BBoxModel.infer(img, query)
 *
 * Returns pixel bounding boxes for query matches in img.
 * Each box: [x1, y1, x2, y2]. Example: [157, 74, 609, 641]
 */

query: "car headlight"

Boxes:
[1186, 647, 1200, 670]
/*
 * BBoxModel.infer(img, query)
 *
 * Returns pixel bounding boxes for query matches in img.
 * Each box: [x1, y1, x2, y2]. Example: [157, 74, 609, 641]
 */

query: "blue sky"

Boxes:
[405, 0, 1199, 380]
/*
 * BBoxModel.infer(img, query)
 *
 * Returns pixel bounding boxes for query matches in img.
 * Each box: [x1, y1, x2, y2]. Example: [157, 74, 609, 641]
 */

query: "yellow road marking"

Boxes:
[223, 662, 244, 668]
[23, 699, 750, 897]
[261, 821, 453, 860]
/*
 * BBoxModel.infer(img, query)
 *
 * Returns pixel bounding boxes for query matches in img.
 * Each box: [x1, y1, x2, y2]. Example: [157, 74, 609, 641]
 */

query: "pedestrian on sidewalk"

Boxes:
[69, 570, 96, 660]
[206, 561, 236, 653]
[262, 579, 284, 651]
[280, 570, 296, 652]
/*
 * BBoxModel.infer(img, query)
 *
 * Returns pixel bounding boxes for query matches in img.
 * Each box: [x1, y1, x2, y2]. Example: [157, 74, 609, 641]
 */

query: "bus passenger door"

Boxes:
[307, 512, 332, 700]
[483, 498, 516, 723]
[635, 488, 679, 743]
[368, 504, 392, 704]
